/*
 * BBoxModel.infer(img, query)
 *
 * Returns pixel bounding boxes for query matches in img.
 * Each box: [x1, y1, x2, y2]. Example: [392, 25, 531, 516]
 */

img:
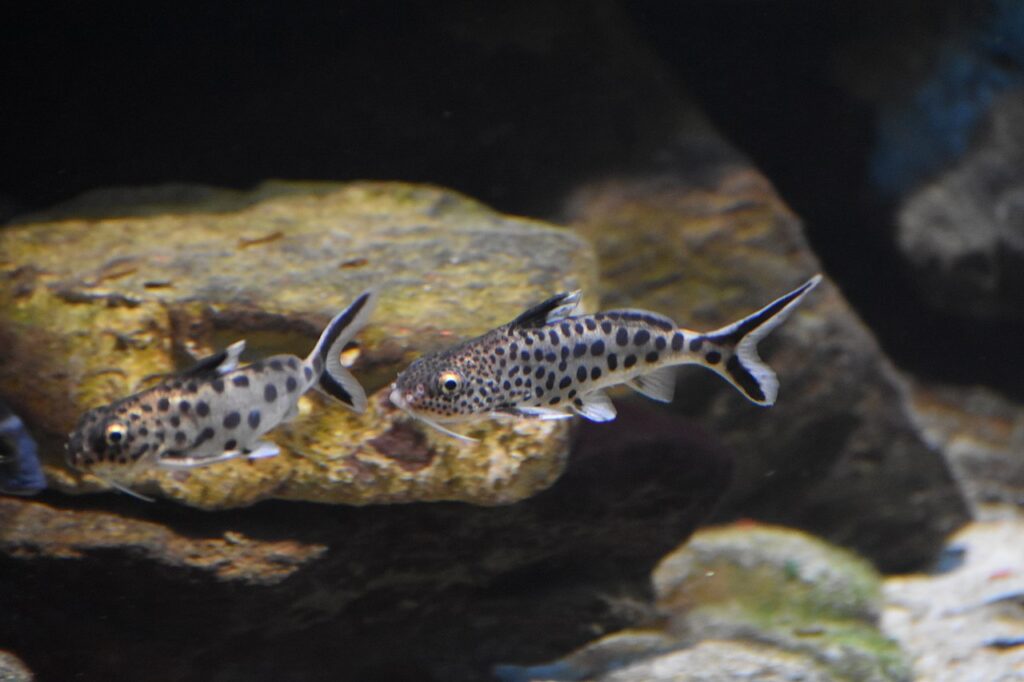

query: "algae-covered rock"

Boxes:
[653, 523, 910, 682]
[494, 523, 909, 682]
[0, 181, 596, 508]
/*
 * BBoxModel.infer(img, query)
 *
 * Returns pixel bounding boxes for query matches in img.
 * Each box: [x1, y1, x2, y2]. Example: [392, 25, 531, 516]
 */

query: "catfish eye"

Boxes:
[438, 371, 462, 395]
[105, 422, 127, 444]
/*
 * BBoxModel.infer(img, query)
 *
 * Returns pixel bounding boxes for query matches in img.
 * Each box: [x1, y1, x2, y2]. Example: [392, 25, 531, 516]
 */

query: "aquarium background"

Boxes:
[1, 1, 1022, 680]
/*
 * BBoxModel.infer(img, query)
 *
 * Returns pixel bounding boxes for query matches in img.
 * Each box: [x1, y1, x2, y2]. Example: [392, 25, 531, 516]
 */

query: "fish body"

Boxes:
[0, 401, 46, 495]
[66, 291, 377, 490]
[390, 277, 821, 434]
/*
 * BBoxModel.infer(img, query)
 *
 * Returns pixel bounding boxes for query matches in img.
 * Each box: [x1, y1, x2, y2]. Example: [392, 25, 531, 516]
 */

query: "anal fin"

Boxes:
[571, 390, 617, 422]
[156, 441, 280, 469]
[626, 366, 676, 403]
[502, 406, 574, 421]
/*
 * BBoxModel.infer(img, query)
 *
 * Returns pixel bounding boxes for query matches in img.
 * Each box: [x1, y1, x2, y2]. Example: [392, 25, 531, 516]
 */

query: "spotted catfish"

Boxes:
[390, 277, 821, 440]
[67, 291, 377, 497]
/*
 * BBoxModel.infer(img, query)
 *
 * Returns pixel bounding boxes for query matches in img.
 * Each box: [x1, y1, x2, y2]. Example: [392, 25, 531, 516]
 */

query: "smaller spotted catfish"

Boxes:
[66, 290, 377, 499]
[390, 276, 821, 440]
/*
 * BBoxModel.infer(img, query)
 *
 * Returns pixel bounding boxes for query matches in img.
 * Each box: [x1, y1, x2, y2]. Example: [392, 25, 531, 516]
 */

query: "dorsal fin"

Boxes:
[182, 340, 246, 378]
[508, 290, 582, 329]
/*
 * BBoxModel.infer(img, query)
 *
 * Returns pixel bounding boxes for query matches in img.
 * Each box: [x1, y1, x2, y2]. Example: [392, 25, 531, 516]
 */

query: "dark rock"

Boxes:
[897, 90, 1024, 322]
[564, 151, 969, 572]
[0, 403, 730, 681]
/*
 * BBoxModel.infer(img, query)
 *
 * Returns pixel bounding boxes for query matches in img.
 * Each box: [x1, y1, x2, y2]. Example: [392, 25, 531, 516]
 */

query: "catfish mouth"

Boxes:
[387, 383, 478, 442]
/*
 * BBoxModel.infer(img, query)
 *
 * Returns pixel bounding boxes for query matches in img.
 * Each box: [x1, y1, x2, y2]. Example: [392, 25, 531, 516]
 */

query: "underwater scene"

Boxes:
[2, 2, 1023, 680]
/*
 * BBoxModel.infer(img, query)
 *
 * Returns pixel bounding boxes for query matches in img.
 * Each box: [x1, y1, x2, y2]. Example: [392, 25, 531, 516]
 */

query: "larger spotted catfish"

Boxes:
[67, 291, 377, 498]
[390, 277, 821, 440]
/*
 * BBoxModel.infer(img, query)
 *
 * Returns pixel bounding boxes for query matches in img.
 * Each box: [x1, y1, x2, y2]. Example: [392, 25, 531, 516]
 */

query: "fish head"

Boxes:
[66, 405, 136, 470]
[390, 352, 477, 422]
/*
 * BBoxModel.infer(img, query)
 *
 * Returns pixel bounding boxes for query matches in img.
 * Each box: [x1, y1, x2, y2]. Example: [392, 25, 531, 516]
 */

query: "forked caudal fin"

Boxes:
[701, 275, 822, 407]
[308, 290, 378, 413]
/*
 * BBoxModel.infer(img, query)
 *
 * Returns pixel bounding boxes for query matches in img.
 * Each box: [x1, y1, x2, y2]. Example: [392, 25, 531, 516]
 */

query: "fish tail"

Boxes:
[696, 275, 821, 406]
[307, 290, 378, 413]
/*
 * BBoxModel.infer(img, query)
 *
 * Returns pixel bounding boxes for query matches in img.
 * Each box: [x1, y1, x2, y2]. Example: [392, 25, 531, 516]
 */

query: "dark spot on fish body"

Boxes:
[196, 401, 210, 417]
[624, 355, 637, 368]
[286, 376, 298, 393]
[535, 367, 545, 379]
[607, 353, 618, 370]
[689, 338, 704, 352]
[287, 358, 299, 371]
[174, 431, 187, 445]
[503, 380, 511, 390]
[549, 396, 561, 405]
[270, 360, 283, 371]
[186, 381, 198, 393]
[509, 366, 519, 377]
[514, 378, 523, 387]
[212, 379, 226, 393]
[558, 361, 567, 372]
[560, 323, 571, 336]
[495, 347, 505, 356]
[225, 439, 237, 451]
[559, 376, 572, 389]
[303, 366, 313, 381]
[223, 412, 241, 429]
[591, 367, 602, 380]
[157, 397, 170, 412]
[194, 427, 215, 447]
[560, 346, 570, 360]
[142, 403, 153, 413]
[645, 351, 659, 363]
[574, 323, 584, 334]
[524, 335, 534, 346]
[568, 389, 578, 399]
[548, 330, 559, 345]
[264, 384, 278, 402]
[545, 352, 557, 363]
[138, 427, 149, 436]
[600, 321, 613, 334]
[248, 410, 261, 429]
[179, 400, 191, 413]
[520, 351, 530, 361]
[534, 386, 543, 398]
[655, 337, 667, 351]
[706, 351, 722, 365]
[584, 318, 597, 331]
[591, 340, 605, 356]
[233, 376, 249, 387]
[633, 329, 651, 345]
[576, 366, 588, 382]
[545, 374, 555, 390]
[573, 343, 586, 358]
[671, 332, 685, 351]
[616, 328, 629, 346]
[534, 349, 544, 361]
[170, 415, 181, 428]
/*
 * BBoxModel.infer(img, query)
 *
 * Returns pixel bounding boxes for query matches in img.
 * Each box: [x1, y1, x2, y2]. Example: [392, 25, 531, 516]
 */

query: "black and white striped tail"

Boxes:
[703, 275, 822, 406]
[307, 290, 378, 413]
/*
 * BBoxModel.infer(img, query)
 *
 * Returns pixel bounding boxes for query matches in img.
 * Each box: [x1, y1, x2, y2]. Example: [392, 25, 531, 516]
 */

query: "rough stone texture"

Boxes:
[882, 520, 1024, 682]
[598, 641, 837, 682]
[564, 159, 969, 572]
[653, 524, 909, 682]
[494, 523, 908, 682]
[0, 652, 32, 682]
[0, 408, 732, 681]
[0, 497, 325, 585]
[0, 181, 595, 507]
[906, 380, 1024, 520]
[896, 90, 1024, 322]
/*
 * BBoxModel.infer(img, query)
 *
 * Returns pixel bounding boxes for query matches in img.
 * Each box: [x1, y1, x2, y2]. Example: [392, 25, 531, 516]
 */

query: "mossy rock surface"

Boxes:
[0, 181, 597, 508]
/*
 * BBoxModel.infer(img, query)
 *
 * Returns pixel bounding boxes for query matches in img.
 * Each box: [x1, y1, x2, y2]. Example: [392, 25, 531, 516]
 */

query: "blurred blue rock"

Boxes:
[0, 400, 45, 496]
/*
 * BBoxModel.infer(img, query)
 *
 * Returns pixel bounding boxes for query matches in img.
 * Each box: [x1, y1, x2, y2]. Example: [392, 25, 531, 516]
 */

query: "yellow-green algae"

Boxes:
[0, 181, 597, 508]
[653, 523, 910, 682]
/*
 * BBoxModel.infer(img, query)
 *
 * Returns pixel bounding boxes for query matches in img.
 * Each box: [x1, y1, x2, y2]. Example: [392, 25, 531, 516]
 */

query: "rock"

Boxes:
[896, 90, 1024, 322]
[906, 380, 1024, 520]
[0, 407, 731, 681]
[0, 651, 32, 682]
[0, 497, 325, 585]
[653, 524, 909, 682]
[882, 520, 1024, 682]
[564, 158, 969, 571]
[0, 181, 596, 507]
[598, 641, 836, 682]
[494, 523, 909, 682]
